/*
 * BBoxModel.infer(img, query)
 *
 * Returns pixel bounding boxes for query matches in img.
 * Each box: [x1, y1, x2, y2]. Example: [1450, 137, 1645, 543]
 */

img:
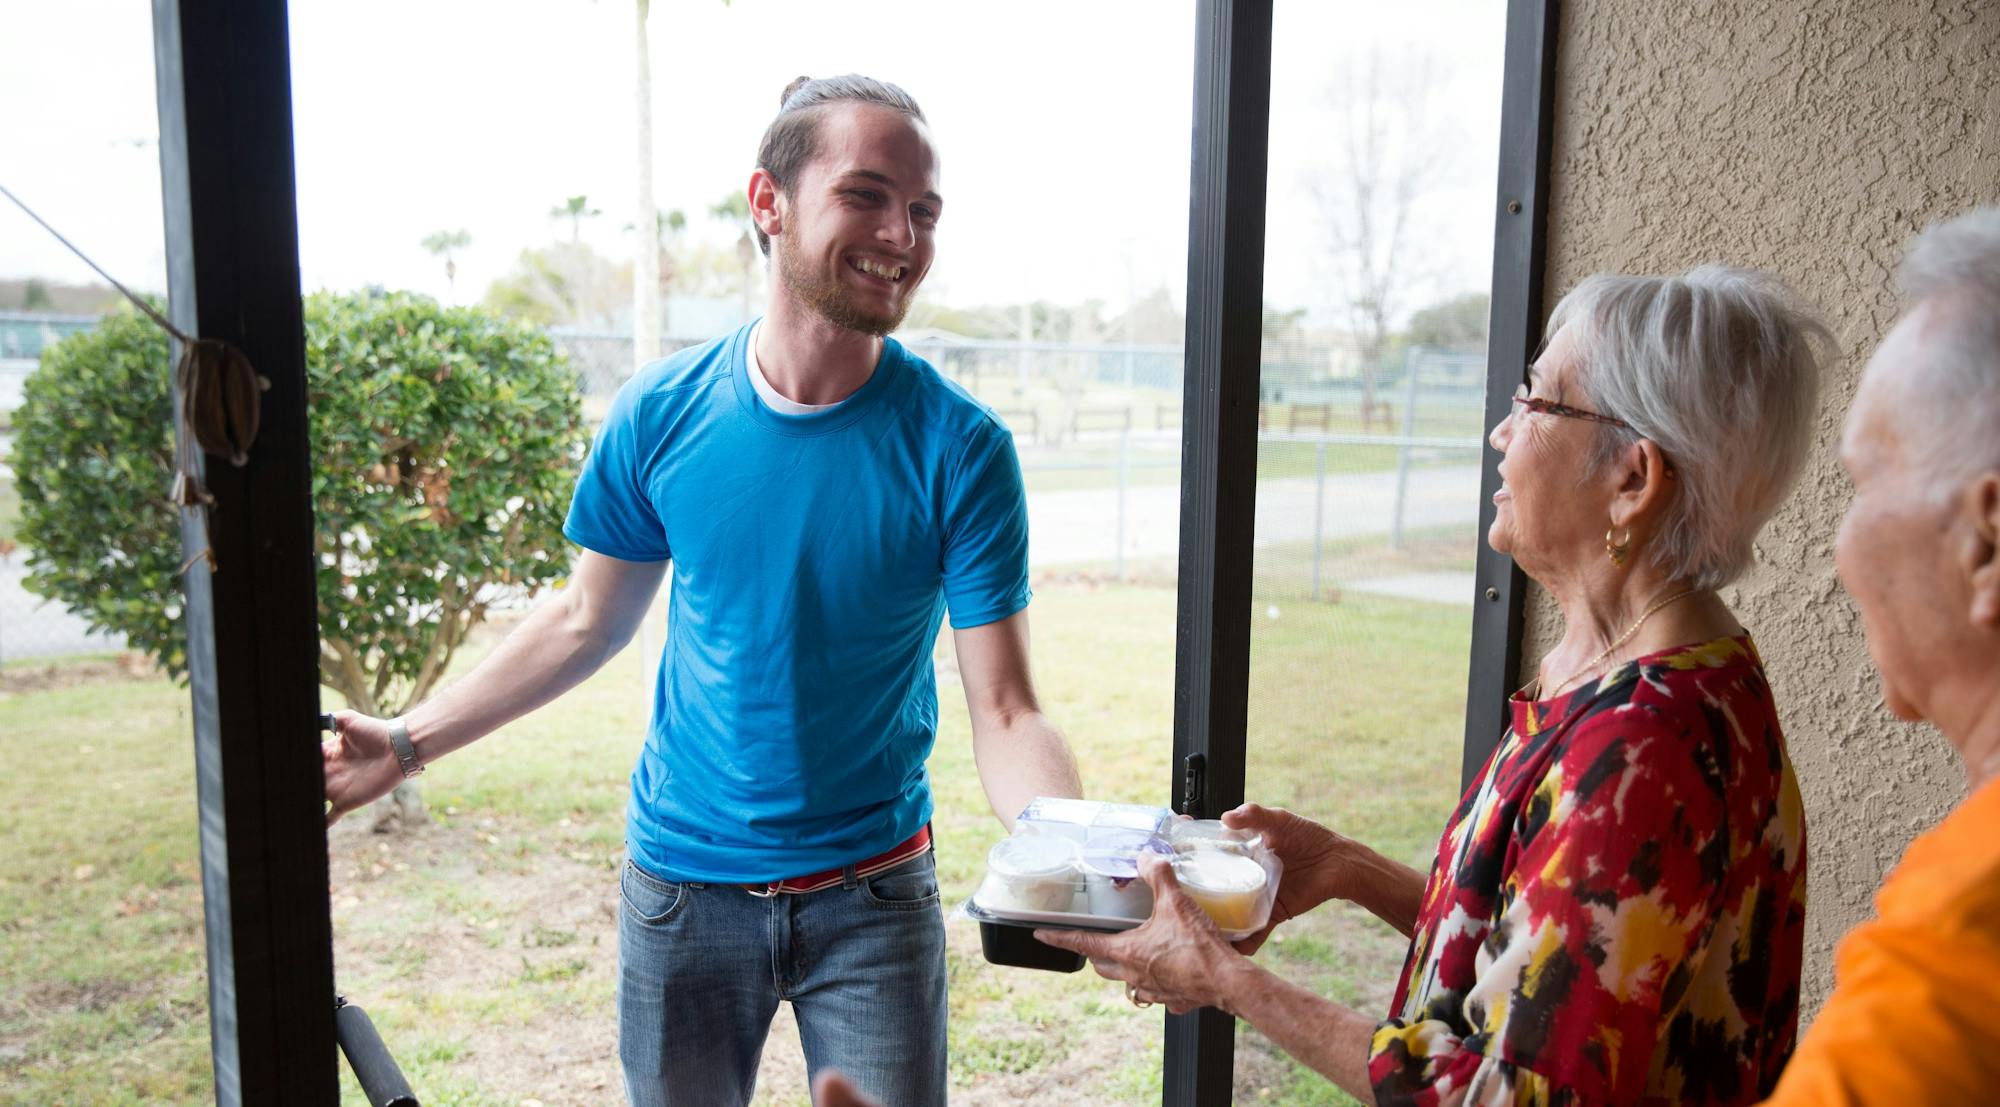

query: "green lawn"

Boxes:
[0, 579, 1472, 1105]
[0, 678, 212, 1104]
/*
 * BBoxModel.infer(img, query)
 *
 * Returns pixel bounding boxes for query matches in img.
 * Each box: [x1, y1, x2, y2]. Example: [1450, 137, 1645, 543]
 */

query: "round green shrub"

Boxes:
[14, 291, 587, 715]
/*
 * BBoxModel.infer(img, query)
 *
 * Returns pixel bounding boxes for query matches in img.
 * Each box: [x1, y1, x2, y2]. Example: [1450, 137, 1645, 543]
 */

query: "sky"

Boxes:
[1, 0, 1504, 326]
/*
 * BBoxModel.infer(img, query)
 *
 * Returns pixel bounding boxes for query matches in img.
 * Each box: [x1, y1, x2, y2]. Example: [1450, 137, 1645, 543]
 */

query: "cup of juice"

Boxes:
[1174, 849, 1270, 933]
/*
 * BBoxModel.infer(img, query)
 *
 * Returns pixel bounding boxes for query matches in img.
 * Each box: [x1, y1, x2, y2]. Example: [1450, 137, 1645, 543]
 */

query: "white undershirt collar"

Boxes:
[746, 321, 845, 416]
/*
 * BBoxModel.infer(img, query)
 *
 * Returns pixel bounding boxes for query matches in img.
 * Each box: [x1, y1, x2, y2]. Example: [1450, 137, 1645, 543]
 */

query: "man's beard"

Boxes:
[777, 241, 913, 338]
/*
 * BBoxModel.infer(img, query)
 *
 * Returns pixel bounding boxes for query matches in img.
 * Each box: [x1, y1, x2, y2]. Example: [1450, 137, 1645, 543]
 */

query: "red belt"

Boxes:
[741, 824, 933, 897]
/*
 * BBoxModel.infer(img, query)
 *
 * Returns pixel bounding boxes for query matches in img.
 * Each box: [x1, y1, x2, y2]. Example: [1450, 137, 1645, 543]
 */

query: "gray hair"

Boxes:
[1549, 266, 1831, 591]
[752, 74, 927, 258]
[1893, 207, 2000, 497]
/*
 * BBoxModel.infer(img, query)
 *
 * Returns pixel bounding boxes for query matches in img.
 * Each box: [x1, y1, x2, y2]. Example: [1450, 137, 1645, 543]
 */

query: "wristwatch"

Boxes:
[388, 717, 425, 778]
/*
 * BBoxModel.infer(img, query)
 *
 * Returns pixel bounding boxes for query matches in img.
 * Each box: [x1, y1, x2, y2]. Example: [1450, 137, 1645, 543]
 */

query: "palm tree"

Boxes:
[711, 191, 759, 319]
[631, 0, 734, 362]
[658, 208, 687, 335]
[709, 190, 752, 229]
[550, 195, 602, 243]
[420, 229, 471, 303]
[624, 206, 687, 352]
[632, 0, 660, 367]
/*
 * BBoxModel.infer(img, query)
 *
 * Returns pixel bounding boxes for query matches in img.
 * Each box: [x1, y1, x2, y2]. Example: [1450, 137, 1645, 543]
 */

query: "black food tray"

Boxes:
[964, 899, 1131, 974]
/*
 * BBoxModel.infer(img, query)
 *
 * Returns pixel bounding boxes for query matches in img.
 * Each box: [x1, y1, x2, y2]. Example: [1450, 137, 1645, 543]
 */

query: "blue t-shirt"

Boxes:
[564, 322, 1031, 882]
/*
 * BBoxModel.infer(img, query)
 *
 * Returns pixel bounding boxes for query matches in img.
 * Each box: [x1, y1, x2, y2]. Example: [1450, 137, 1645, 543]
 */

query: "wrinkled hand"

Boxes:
[812, 1070, 882, 1107]
[1034, 855, 1241, 1015]
[321, 710, 404, 827]
[1221, 803, 1351, 954]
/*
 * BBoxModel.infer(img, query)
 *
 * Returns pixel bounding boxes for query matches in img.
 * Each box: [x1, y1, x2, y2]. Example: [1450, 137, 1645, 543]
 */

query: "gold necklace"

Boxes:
[1525, 588, 1700, 701]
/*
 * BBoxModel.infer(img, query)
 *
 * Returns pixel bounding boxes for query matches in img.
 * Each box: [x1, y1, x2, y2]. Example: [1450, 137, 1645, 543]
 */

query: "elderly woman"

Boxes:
[1040, 266, 1828, 1106]
[1758, 209, 2000, 1104]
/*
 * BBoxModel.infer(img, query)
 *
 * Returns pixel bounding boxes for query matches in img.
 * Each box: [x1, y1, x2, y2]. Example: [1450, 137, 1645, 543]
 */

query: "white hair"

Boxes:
[1894, 207, 2000, 498]
[1548, 266, 1831, 591]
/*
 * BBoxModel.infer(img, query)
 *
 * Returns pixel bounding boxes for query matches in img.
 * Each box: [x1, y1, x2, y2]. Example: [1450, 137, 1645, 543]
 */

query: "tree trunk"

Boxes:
[1359, 304, 1390, 432]
[1359, 337, 1381, 431]
[371, 779, 429, 834]
[632, 0, 661, 371]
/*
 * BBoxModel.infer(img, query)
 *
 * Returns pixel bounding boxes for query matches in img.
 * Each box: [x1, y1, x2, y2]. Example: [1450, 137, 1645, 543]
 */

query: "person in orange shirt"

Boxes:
[1762, 206, 2000, 1105]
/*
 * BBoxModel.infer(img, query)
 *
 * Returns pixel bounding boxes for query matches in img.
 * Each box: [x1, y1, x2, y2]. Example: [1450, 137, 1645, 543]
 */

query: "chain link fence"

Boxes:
[1, 323, 1488, 663]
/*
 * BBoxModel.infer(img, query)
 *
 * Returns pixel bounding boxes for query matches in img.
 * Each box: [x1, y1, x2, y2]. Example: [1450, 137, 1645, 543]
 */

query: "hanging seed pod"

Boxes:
[178, 337, 265, 467]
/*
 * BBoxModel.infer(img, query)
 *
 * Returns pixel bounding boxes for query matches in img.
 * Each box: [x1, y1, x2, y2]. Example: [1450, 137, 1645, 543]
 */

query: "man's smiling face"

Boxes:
[770, 102, 941, 336]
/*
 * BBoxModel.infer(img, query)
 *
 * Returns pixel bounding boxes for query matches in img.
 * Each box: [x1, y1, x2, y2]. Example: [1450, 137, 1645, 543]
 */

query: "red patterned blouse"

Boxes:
[1368, 635, 1807, 1107]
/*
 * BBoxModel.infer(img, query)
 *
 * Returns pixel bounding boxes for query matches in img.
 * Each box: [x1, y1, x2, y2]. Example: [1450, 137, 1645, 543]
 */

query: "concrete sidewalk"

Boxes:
[0, 556, 126, 663]
[1026, 464, 1482, 567]
[0, 462, 1485, 662]
[1344, 571, 1477, 607]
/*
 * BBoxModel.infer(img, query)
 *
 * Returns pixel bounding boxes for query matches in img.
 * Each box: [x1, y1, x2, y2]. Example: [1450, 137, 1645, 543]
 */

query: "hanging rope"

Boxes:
[1, 181, 269, 573]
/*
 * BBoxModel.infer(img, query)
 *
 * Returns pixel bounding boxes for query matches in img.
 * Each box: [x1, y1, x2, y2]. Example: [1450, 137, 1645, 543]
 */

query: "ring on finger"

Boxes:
[1124, 981, 1154, 1009]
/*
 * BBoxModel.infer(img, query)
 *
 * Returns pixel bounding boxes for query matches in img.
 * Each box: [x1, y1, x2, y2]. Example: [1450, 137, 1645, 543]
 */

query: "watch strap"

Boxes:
[388, 716, 425, 777]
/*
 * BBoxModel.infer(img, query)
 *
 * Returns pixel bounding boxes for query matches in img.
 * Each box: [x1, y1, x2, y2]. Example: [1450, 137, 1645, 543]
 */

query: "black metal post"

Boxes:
[1168, 0, 1273, 1103]
[1462, 0, 1560, 794]
[152, 1, 336, 1103]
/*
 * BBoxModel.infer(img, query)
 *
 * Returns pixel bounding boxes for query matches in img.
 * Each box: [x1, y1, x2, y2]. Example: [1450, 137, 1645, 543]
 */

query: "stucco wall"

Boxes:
[1526, 0, 1999, 1014]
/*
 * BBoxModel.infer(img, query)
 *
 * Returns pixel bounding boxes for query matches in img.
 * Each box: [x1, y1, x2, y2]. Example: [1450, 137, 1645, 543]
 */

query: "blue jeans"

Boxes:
[617, 851, 948, 1107]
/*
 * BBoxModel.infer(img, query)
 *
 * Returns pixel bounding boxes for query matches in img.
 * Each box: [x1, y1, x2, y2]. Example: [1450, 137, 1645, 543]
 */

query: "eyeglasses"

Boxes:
[1509, 383, 1631, 429]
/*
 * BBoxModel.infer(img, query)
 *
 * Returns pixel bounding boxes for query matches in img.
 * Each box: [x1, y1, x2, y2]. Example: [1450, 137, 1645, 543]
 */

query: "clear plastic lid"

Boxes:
[1169, 819, 1264, 854]
[1173, 849, 1268, 894]
[986, 834, 1080, 879]
[1080, 830, 1171, 879]
[1016, 797, 1101, 828]
[1016, 798, 1174, 840]
[1091, 804, 1173, 834]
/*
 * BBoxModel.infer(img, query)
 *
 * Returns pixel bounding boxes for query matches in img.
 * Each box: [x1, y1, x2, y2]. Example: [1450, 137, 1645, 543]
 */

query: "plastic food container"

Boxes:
[966, 798, 1283, 972]
[976, 916, 1087, 973]
[1174, 850, 1271, 932]
[1082, 831, 1173, 920]
[978, 835, 1082, 913]
[1170, 819, 1264, 856]
[1014, 796, 1172, 842]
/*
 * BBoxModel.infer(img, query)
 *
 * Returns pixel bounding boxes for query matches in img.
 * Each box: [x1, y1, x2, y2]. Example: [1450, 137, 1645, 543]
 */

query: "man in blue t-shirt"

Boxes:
[323, 74, 1083, 1105]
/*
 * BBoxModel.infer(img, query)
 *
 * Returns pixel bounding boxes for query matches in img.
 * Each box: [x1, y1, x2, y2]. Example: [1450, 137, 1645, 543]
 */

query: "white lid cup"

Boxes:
[1081, 832, 1172, 920]
[982, 835, 1082, 913]
[1174, 850, 1270, 933]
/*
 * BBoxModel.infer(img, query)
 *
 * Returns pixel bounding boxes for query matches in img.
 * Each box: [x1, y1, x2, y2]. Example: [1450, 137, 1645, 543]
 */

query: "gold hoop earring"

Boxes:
[1606, 527, 1633, 569]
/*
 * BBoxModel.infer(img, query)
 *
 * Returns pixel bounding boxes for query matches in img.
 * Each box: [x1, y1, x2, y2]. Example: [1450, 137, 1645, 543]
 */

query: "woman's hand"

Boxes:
[321, 710, 405, 826]
[811, 1071, 882, 1107]
[1221, 803, 1356, 954]
[1035, 855, 1247, 1015]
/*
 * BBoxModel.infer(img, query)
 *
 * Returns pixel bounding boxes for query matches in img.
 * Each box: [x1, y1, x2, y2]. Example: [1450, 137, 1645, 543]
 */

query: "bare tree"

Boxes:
[1309, 46, 1456, 430]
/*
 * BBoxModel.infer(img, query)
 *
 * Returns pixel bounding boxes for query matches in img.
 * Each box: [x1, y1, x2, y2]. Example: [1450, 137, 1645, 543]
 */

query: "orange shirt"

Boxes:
[1763, 775, 2000, 1105]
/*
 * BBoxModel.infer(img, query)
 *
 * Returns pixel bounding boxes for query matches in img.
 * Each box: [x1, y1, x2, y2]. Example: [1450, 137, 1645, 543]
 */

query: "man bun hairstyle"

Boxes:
[752, 74, 927, 257]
